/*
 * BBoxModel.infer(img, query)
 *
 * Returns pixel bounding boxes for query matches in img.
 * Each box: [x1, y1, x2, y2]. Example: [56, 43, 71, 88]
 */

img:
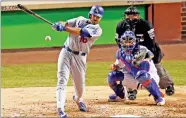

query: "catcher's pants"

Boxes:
[56, 48, 87, 111]
[155, 63, 174, 89]
[122, 71, 160, 90]
[122, 59, 160, 90]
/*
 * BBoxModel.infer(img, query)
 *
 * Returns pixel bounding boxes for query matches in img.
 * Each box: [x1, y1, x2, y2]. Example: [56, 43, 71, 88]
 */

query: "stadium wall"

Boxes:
[148, 3, 182, 43]
[2, 6, 145, 49]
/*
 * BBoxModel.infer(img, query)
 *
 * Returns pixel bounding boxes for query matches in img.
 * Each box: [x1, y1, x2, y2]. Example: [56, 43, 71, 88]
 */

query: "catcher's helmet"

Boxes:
[89, 5, 104, 18]
[120, 31, 137, 51]
[124, 6, 140, 15]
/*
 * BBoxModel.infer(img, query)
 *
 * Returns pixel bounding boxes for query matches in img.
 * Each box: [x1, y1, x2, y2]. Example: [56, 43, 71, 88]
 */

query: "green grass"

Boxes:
[2, 61, 186, 88]
[161, 60, 186, 85]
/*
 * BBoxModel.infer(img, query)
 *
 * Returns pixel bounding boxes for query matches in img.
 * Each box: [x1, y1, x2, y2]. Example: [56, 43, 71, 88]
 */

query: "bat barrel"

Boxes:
[17, 4, 53, 25]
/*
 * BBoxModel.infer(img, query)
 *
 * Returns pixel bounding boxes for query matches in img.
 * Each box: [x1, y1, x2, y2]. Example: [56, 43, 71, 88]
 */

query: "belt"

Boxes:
[63, 46, 86, 56]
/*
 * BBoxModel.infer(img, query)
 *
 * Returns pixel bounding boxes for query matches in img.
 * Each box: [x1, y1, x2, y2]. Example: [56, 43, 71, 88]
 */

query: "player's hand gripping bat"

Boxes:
[17, 4, 53, 25]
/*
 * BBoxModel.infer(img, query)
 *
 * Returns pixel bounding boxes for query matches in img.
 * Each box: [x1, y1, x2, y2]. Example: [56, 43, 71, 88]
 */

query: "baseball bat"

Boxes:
[17, 4, 53, 25]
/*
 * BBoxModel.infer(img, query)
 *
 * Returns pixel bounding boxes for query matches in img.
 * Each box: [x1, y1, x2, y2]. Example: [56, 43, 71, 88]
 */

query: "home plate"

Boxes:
[111, 114, 141, 117]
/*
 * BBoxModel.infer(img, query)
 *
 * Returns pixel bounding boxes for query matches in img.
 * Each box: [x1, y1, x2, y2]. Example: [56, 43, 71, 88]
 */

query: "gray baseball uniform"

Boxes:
[56, 16, 102, 111]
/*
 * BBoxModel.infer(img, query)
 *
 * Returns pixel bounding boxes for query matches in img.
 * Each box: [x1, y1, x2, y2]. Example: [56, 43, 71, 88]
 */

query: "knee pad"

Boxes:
[136, 71, 150, 86]
[107, 70, 124, 84]
[138, 61, 150, 72]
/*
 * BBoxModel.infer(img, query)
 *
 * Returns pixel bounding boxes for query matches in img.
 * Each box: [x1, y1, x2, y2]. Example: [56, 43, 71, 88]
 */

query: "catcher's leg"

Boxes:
[136, 71, 165, 105]
[71, 55, 87, 112]
[155, 63, 175, 96]
[107, 70, 126, 102]
[56, 49, 70, 116]
[123, 73, 140, 100]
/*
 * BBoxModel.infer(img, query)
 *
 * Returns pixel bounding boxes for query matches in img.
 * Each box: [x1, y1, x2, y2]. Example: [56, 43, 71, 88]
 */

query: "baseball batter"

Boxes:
[52, 5, 104, 118]
[107, 31, 165, 106]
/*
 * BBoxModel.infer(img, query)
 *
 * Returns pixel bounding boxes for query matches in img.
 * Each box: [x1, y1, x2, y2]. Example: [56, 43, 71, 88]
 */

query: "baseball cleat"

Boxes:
[128, 89, 137, 100]
[73, 95, 87, 112]
[108, 94, 124, 102]
[155, 97, 165, 106]
[79, 101, 87, 112]
[58, 111, 67, 118]
[165, 84, 175, 96]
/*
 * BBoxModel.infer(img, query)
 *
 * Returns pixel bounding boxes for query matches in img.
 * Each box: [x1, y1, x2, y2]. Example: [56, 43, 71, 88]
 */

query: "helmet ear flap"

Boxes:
[88, 13, 91, 18]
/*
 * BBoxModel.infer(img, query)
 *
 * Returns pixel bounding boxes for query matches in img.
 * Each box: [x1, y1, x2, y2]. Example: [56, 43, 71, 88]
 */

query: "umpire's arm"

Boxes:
[115, 22, 123, 48]
[144, 21, 156, 48]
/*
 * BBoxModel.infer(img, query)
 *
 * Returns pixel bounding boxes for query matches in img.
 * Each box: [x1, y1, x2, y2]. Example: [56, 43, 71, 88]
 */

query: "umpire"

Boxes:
[115, 6, 175, 97]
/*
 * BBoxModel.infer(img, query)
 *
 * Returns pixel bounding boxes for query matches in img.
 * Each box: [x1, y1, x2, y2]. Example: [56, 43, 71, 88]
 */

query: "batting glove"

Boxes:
[52, 22, 66, 32]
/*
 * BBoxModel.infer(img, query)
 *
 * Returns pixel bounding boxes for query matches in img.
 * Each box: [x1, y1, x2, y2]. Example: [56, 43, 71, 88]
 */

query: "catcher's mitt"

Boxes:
[132, 48, 147, 66]
[134, 48, 147, 60]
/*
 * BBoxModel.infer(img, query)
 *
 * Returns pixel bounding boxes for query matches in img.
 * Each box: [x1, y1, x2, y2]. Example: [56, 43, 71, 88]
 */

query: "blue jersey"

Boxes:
[116, 46, 150, 78]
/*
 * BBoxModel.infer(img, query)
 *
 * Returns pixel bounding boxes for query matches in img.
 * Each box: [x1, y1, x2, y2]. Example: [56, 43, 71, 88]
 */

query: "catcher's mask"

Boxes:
[120, 31, 137, 52]
[124, 6, 140, 25]
[124, 6, 140, 16]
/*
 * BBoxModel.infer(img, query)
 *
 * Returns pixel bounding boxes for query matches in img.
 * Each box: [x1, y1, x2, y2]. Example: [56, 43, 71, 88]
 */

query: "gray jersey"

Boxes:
[64, 16, 102, 53]
[56, 16, 103, 111]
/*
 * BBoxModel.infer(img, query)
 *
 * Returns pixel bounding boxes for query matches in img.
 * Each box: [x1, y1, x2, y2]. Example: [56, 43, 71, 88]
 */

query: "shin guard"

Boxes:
[137, 72, 162, 100]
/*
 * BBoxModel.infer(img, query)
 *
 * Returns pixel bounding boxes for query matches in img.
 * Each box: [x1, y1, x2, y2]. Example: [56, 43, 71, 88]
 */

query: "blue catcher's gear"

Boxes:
[136, 71, 163, 101]
[89, 5, 104, 18]
[120, 31, 137, 52]
[107, 71, 125, 99]
[107, 70, 124, 83]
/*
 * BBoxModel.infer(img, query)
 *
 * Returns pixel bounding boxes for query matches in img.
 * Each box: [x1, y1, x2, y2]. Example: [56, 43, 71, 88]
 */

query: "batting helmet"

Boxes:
[124, 6, 140, 15]
[89, 5, 104, 18]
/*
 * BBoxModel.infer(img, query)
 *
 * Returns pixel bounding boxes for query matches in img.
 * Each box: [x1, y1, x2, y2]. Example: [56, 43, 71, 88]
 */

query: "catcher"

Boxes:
[107, 30, 165, 106]
[115, 6, 174, 99]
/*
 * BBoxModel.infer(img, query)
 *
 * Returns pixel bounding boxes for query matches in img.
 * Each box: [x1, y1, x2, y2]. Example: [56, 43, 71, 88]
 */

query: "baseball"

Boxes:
[45, 36, 51, 41]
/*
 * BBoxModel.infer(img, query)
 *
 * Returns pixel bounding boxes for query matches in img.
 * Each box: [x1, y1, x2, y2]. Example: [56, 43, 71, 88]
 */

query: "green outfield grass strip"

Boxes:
[2, 61, 186, 88]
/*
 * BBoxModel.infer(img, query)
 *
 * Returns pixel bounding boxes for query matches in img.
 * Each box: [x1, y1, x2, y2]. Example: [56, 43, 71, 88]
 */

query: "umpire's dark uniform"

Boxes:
[115, 6, 174, 96]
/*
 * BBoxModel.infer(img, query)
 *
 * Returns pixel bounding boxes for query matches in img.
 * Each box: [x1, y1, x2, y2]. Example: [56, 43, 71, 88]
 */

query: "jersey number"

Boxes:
[80, 37, 88, 43]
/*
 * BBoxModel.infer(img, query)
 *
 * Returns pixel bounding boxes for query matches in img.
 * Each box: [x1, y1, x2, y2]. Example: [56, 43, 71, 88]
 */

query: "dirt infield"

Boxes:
[2, 86, 186, 117]
[1, 44, 186, 117]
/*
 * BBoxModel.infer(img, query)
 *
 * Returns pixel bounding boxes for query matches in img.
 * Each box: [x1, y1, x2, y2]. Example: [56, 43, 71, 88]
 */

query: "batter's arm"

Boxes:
[60, 22, 91, 38]
[65, 24, 81, 35]
[53, 20, 81, 35]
